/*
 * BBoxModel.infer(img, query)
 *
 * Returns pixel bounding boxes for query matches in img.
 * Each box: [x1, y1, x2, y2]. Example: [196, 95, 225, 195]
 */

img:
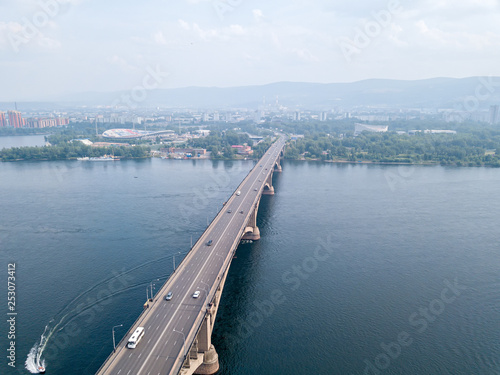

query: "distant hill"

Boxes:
[7, 77, 500, 110]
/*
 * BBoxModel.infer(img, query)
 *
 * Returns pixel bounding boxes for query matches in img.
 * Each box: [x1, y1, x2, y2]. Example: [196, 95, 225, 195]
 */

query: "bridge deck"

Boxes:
[96, 137, 285, 375]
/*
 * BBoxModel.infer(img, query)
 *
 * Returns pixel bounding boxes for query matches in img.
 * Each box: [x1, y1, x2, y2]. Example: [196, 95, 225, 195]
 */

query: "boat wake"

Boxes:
[24, 250, 188, 373]
[25, 328, 48, 373]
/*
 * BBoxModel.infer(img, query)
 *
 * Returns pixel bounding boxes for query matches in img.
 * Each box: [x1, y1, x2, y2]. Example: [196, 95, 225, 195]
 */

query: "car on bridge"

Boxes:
[165, 292, 173, 301]
[207, 240, 213, 246]
[192, 291, 200, 298]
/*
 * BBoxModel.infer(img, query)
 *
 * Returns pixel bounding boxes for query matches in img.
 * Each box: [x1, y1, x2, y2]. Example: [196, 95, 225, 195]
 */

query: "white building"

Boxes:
[354, 123, 389, 136]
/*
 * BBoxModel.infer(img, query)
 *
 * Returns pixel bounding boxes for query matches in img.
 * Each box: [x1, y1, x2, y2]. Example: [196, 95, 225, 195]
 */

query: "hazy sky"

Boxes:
[1, 0, 500, 101]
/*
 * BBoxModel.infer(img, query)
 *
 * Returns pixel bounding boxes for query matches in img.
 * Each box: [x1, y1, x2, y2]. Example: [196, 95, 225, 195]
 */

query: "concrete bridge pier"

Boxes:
[180, 260, 233, 375]
[263, 171, 275, 196]
[193, 309, 219, 374]
[274, 158, 282, 173]
[242, 199, 261, 241]
[193, 345, 218, 375]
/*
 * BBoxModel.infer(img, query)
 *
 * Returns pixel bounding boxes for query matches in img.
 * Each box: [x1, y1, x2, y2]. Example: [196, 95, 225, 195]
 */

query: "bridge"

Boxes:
[96, 136, 286, 375]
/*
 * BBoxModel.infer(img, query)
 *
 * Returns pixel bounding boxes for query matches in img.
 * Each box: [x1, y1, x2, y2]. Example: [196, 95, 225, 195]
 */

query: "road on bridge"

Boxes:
[96, 137, 286, 375]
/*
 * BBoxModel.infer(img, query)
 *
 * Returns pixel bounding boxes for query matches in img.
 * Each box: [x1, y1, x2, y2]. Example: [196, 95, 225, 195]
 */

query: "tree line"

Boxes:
[0, 142, 150, 161]
[284, 130, 500, 167]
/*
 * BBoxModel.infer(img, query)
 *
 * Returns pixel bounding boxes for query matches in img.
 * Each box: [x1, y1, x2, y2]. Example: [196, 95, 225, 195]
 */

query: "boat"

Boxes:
[77, 156, 89, 161]
[38, 365, 46, 373]
[88, 155, 119, 161]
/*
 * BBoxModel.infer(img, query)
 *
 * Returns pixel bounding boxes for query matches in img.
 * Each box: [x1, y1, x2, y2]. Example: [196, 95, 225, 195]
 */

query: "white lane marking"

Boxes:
[135, 207, 242, 374]
[132, 144, 284, 375]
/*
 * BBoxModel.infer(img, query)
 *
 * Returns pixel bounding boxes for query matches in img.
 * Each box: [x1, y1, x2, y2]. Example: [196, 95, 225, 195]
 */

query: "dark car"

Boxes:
[207, 240, 213, 246]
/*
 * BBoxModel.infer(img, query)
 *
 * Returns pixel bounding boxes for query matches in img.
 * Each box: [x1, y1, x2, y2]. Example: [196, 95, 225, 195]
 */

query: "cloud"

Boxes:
[192, 23, 219, 40]
[415, 20, 500, 51]
[252, 9, 264, 22]
[106, 55, 137, 72]
[55, 0, 86, 4]
[291, 48, 320, 63]
[153, 31, 168, 45]
[0, 20, 62, 53]
[0, 22, 24, 49]
[3, 0, 500, 100]
[183, 0, 212, 3]
[178, 19, 191, 31]
[425, 0, 498, 11]
[37, 35, 61, 49]
[176, 21, 249, 41]
[229, 24, 245, 36]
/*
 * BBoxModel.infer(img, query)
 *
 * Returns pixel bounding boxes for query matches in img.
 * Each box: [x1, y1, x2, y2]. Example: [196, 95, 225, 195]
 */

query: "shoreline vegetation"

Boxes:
[1, 120, 500, 167]
[282, 131, 500, 167]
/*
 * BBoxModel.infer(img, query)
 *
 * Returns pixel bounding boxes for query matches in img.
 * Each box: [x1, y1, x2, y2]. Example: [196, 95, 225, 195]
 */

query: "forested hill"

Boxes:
[37, 77, 500, 110]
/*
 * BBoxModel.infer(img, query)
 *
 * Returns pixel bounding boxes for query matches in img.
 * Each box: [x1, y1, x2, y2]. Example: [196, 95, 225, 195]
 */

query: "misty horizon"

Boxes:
[2, 1, 500, 101]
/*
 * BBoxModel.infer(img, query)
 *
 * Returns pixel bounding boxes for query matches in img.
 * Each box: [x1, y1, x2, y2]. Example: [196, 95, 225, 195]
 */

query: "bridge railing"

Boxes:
[96, 139, 285, 375]
[169, 140, 285, 374]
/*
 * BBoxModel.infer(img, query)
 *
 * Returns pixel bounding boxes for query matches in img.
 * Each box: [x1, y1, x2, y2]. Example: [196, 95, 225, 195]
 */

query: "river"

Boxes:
[0, 158, 499, 374]
[0, 135, 47, 150]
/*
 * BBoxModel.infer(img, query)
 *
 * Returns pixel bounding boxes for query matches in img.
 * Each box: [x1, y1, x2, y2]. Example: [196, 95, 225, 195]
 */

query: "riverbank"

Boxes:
[4, 154, 500, 168]
[285, 157, 500, 168]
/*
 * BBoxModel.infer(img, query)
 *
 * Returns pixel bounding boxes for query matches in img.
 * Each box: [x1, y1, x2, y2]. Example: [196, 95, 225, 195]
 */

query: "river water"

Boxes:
[0, 156, 499, 375]
[0, 135, 47, 150]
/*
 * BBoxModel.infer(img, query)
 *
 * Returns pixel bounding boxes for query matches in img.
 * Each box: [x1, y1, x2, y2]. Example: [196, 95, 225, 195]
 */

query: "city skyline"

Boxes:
[1, 0, 500, 101]
[0, 109, 69, 128]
